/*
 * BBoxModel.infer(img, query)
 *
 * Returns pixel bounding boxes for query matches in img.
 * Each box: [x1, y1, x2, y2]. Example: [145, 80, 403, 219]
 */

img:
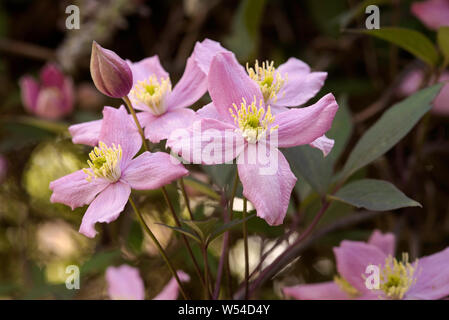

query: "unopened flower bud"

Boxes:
[90, 41, 133, 98]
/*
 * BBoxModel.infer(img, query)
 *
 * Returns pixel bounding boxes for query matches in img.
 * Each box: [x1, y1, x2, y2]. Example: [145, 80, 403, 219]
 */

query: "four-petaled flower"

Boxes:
[283, 230, 449, 300]
[50, 107, 188, 238]
[168, 52, 338, 226]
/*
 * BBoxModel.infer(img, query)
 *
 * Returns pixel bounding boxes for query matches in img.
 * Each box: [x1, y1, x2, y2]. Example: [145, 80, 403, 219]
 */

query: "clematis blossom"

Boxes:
[411, 0, 449, 30]
[196, 50, 333, 156]
[106, 265, 190, 300]
[19, 64, 74, 120]
[126, 39, 228, 143]
[283, 230, 449, 300]
[168, 52, 338, 226]
[397, 68, 449, 115]
[50, 106, 188, 238]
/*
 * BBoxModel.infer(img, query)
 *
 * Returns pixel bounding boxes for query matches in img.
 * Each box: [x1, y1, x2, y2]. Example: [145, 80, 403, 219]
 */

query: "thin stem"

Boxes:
[213, 194, 230, 299]
[122, 95, 205, 290]
[162, 184, 206, 289]
[122, 96, 149, 151]
[202, 245, 211, 299]
[180, 177, 194, 220]
[128, 197, 188, 300]
[226, 170, 240, 297]
[244, 199, 331, 299]
[243, 197, 249, 300]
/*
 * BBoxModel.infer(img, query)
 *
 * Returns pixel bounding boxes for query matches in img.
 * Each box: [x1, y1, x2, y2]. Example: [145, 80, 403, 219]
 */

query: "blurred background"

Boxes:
[0, 0, 448, 299]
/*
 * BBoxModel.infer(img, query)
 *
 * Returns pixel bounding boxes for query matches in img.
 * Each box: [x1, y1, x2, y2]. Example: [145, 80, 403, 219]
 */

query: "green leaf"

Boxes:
[207, 214, 256, 245]
[339, 83, 443, 180]
[331, 179, 421, 211]
[156, 223, 202, 243]
[80, 250, 121, 275]
[182, 177, 220, 200]
[284, 97, 353, 194]
[437, 26, 449, 68]
[358, 27, 439, 67]
[183, 217, 219, 241]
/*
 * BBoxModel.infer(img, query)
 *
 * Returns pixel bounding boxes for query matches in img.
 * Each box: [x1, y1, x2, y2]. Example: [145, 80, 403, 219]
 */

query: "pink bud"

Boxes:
[19, 64, 74, 120]
[90, 41, 133, 98]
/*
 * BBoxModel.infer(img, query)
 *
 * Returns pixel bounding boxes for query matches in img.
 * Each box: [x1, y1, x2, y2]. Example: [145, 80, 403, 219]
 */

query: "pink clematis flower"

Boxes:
[397, 68, 449, 115]
[126, 39, 228, 143]
[19, 64, 74, 120]
[106, 265, 190, 300]
[411, 0, 449, 30]
[283, 230, 449, 300]
[50, 106, 188, 238]
[196, 50, 333, 156]
[168, 52, 338, 225]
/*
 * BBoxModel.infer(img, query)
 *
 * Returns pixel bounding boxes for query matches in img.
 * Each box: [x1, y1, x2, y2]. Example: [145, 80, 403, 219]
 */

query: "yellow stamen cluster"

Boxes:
[131, 75, 171, 115]
[246, 60, 286, 103]
[380, 253, 417, 300]
[229, 97, 278, 144]
[83, 141, 122, 182]
[334, 275, 360, 298]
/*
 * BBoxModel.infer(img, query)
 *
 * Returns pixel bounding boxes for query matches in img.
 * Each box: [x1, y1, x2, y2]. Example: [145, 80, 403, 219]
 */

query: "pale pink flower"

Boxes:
[19, 64, 74, 120]
[196, 50, 333, 156]
[127, 39, 228, 143]
[106, 265, 190, 300]
[50, 106, 188, 238]
[283, 230, 449, 300]
[411, 0, 449, 30]
[168, 52, 338, 225]
[397, 68, 449, 115]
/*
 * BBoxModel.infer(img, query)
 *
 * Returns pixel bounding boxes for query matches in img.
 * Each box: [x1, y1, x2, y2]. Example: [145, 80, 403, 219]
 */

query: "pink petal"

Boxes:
[275, 93, 339, 148]
[128, 56, 169, 85]
[273, 57, 327, 108]
[69, 119, 102, 146]
[69, 105, 129, 147]
[397, 68, 424, 97]
[40, 63, 65, 89]
[411, 0, 449, 30]
[237, 146, 297, 225]
[49, 169, 109, 210]
[368, 230, 396, 256]
[79, 181, 131, 238]
[122, 151, 188, 190]
[34, 87, 67, 120]
[106, 265, 145, 300]
[99, 106, 142, 164]
[140, 108, 197, 143]
[167, 39, 228, 111]
[406, 247, 449, 299]
[208, 52, 263, 124]
[192, 39, 229, 74]
[309, 135, 334, 157]
[153, 271, 190, 300]
[432, 82, 449, 115]
[283, 282, 349, 300]
[167, 118, 245, 165]
[19, 76, 40, 113]
[167, 56, 207, 110]
[196, 102, 220, 119]
[334, 240, 387, 293]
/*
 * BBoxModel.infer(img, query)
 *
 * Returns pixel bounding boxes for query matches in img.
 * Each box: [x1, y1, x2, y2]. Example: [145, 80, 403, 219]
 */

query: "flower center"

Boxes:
[334, 275, 360, 298]
[130, 75, 171, 116]
[246, 60, 287, 104]
[380, 253, 417, 300]
[229, 97, 278, 144]
[83, 141, 122, 182]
